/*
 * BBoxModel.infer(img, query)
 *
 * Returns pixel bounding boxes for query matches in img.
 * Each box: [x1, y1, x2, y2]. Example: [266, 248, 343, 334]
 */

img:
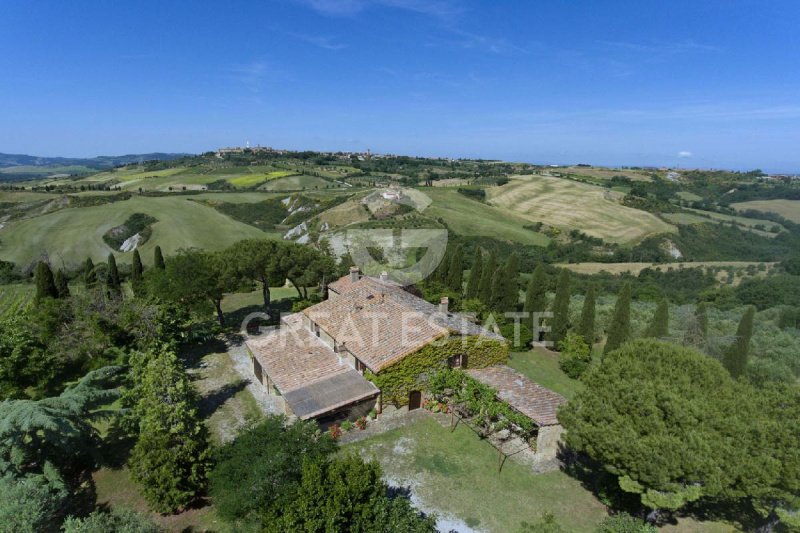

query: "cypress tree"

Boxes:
[577, 285, 596, 346]
[548, 269, 571, 347]
[604, 283, 632, 356]
[54, 269, 70, 299]
[465, 249, 483, 299]
[489, 267, 505, 310]
[696, 301, 708, 339]
[446, 245, 464, 293]
[34, 261, 58, 301]
[502, 253, 520, 310]
[154, 246, 166, 270]
[524, 264, 547, 314]
[107, 253, 121, 294]
[84, 257, 97, 287]
[131, 249, 144, 284]
[478, 252, 496, 305]
[723, 306, 755, 379]
[644, 298, 669, 338]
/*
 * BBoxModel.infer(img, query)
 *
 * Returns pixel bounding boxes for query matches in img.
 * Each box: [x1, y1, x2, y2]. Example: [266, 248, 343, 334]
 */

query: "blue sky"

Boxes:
[1, 0, 798, 171]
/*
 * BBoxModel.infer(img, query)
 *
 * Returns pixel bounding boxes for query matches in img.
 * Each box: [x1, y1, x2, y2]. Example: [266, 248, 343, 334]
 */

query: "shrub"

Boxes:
[558, 332, 591, 379]
[595, 513, 656, 533]
[341, 420, 353, 431]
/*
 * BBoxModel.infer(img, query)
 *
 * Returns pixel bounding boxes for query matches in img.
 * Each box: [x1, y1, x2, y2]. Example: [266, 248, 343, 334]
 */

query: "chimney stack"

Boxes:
[349, 266, 361, 283]
[439, 296, 449, 314]
[380, 271, 388, 282]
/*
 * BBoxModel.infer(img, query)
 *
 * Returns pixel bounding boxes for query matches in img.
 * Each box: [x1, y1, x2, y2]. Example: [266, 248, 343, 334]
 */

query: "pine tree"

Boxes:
[128, 350, 211, 513]
[54, 269, 70, 299]
[34, 262, 58, 302]
[604, 283, 632, 356]
[501, 253, 520, 310]
[106, 254, 121, 295]
[84, 258, 97, 287]
[465, 249, 483, 299]
[548, 269, 571, 347]
[131, 249, 144, 284]
[154, 246, 165, 270]
[644, 298, 670, 339]
[446, 245, 464, 293]
[524, 264, 547, 315]
[723, 306, 755, 379]
[478, 252, 496, 305]
[577, 285, 596, 346]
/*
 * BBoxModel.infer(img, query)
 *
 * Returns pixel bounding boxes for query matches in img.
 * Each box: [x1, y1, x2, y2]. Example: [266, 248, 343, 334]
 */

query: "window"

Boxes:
[355, 359, 367, 373]
[448, 354, 464, 368]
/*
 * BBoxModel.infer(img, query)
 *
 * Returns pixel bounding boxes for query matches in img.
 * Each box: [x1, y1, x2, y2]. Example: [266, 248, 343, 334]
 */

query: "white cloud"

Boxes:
[299, 0, 461, 18]
[678, 151, 693, 158]
[288, 32, 347, 50]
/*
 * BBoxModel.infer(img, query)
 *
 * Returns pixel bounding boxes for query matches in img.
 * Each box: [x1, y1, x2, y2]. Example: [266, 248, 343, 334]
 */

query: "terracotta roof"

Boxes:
[305, 289, 448, 372]
[245, 314, 379, 419]
[467, 366, 567, 426]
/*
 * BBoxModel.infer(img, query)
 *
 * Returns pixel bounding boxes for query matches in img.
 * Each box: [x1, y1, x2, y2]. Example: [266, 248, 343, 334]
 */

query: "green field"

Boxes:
[421, 187, 550, 246]
[228, 170, 296, 188]
[0, 284, 33, 318]
[664, 208, 784, 236]
[487, 175, 675, 244]
[732, 199, 800, 223]
[259, 174, 335, 191]
[0, 195, 272, 267]
[345, 416, 607, 532]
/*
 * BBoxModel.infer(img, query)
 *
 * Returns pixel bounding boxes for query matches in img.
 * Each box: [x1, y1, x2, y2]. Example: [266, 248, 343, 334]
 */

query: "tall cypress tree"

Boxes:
[548, 269, 571, 347]
[154, 246, 166, 270]
[489, 267, 505, 310]
[577, 285, 596, 346]
[132, 249, 144, 284]
[34, 261, 58, 301]
[84, 257, 97, 287]
[696, 301, 708, 339]
[465, 249, 483, 299]
[446, 245, 464, 293]
[524, 264, 547, 314]
[723, 306, 755, 379]
[54, 269, 70, 299]
[478, 252, 496, 306]
[107, 253, 121, 295]
[604, 283, 632, 356]
[501, 253, 520, 310]
[644, 298, 669, 339]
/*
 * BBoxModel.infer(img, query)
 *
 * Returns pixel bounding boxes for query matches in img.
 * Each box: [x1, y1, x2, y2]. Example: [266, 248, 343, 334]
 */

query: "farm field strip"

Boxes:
[731, 199, 800, 223]
[0, 284, 33, 318]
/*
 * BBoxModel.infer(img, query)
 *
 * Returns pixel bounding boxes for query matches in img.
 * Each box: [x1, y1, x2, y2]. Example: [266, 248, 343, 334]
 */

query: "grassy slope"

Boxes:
[421, 187, 549, 246]
[731, 199, 800, 223]
[487, 175, 675, 244]
[0, 195, 271, 267]
[507, 347, 583, 400]
[259, 174, 333, 191]
[345, 416, 607, 532]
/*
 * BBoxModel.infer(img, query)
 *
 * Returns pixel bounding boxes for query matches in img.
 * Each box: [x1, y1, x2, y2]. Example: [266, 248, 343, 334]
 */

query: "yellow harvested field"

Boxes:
[487, 175, 675, 244]
[558, 261, 776, 276]
[732, 199, 800, 223]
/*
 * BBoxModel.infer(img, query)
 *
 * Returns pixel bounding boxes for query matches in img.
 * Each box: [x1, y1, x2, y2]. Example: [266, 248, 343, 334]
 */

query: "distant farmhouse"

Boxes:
[246, 267, 567, 460]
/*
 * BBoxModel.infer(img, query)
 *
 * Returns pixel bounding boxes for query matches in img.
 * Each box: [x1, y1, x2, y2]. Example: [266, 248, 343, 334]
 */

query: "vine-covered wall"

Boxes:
[366, 335, 508, 406]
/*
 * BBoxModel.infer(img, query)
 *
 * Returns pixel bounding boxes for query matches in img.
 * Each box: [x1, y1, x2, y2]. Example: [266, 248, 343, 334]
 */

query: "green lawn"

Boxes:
[508, 347, 584, 399]
[258, 173, 335, 191]
[345, 416, 607, 532]
[421, 187, 550, 246]
[0, 195, 271, 267]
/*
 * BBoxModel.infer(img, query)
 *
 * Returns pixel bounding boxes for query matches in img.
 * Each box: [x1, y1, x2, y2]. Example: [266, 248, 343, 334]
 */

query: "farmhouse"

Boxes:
[246, 267, 567, 458]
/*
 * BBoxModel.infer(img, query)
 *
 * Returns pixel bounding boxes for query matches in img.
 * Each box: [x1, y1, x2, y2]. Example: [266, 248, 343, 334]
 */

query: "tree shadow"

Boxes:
[181, 338, 229, 369]
[198, 380, 249, 420]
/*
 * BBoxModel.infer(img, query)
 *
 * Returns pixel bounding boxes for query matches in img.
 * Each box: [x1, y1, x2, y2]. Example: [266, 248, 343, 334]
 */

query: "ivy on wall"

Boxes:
[366, 335, 508, 406]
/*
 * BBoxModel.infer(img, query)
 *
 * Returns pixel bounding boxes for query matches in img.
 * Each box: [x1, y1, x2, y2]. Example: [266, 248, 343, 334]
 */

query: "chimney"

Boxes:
[349, 266, 361, 283]
[439, 296, 449, 314]
[380, 271, 388, 282]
